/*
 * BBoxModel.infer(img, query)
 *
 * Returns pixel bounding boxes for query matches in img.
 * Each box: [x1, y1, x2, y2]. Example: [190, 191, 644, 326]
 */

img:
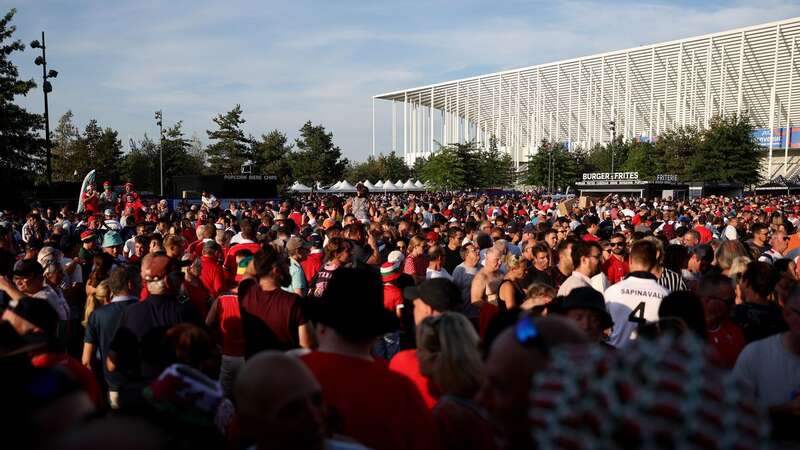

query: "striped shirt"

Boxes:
[657, 267, 686, 293]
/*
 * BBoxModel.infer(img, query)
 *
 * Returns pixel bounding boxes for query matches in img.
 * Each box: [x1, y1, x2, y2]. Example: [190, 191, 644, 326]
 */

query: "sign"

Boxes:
[655, 174, 678, 183]
[752, 127, 800, 149]
[223, 174, 278, 181]
[582, 172, 639, 181]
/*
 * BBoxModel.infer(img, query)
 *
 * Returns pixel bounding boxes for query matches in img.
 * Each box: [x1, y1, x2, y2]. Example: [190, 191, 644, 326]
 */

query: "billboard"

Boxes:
[752, 127, 800, 149]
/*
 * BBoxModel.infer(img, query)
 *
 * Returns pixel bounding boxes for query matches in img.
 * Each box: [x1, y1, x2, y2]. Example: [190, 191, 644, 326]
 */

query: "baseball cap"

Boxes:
[403, 278, 461, 312]
[286, 236, 311, 253]
[322, 218, 336, 230]
[309, 233, 324, 248]
[102, 231, 124, 248]
[426, 231, 440, 242]
[13, 259, 44, 278]
[80, 230, 96, 242]
[523, 223, 536, 233]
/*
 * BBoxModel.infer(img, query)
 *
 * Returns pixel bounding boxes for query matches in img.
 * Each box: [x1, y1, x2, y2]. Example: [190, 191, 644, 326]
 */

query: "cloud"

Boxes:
[7, 0, 800, 161]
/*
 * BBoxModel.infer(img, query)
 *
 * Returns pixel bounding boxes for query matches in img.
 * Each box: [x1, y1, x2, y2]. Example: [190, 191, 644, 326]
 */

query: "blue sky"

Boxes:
[5, 0, 800, 161]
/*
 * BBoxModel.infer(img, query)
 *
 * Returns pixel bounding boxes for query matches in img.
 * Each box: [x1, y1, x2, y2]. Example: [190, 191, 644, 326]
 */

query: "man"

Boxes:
[239, 246, 311, 354]
[747, 223, 771, 260]
[602, 233, 629, 285]
[693, 215, 713, 244]
[604, 239, 669, 348]
[425, 245, 452, 280]
[224, 219, 262, 282]
[642, 236, 687, 292]
[302, 267, 440, 450]
[553, 238, 575, 289]
[79, 230, 98, 280]
[759, 230, 788, 264]
[733, 285, 800, 441]
[101, 231, 125, 264]
[523, 243, 554, 288]
[81, 266, 139, 408]
[698, 274, 746, 368]
[557, 241, 602, 297]
[476, 316, 587, 450]
[389, 278, 462, 409]
[283, 236, 309, 296]
[0, 259, 68, 321]
[471, 247, 503, 309]
[683, 244, 714, 290]
[123, 223, 147, 259]
[731, 261, 787, 343]
[452, 242, 481, 319]
[235, 351, 368, 450]
[555, 286, 614, 345]
[163, 234, 185, 261]
[581, 216, 600, 242]
[198, 241, 226, 299]
[682, 229, 701, 248]
[723, 216, 739, 241]
[442, 227, 464, 274]
[301, 234, 324, 284]
[108, 253, 201, 387]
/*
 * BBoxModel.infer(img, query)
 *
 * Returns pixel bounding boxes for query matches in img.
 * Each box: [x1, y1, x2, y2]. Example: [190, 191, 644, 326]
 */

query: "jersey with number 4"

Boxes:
[604, 272, 669, 348]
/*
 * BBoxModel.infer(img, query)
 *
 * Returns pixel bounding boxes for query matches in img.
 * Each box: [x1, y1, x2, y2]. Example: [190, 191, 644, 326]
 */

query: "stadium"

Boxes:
[373, 17, 800, 181]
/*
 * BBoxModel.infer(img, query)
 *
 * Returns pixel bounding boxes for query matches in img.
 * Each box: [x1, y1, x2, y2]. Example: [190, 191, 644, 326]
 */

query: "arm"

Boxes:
[0, 277, 25, 302]
[81, 343, 95, 369]
[498, 281, 515, 310]
[298, 323, 315, 349]
[205, 298, 219, 327]
[471, 273, 486, 308]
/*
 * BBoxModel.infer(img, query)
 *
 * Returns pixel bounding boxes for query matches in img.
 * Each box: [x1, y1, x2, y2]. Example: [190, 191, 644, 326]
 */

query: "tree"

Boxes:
[693, 114, 762, 184]
[418, 146, 466, 190]
[0, 9, 44, 185]
[252, 130, 293, 192]
[620, 140, 660, 180]
[82, 119, 123, 183]
[161, 121, 205, 192]
[479, 141, 515, 188]
[289, 121, 347, 186]
[206, 105, 252, 174]
[656, 125, 701, 180]
[524, 140, 577, 191]
[122, 136, 159, 192]
[345, 156, 382, 184]
[381, 151, 412, 182]
[51, 110, 81, 181]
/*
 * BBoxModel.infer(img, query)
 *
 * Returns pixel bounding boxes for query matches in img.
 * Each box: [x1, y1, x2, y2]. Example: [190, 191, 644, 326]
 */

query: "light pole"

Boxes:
[30, 32, 58, 185]
[155, 110, 163, 196]
[609, 121, 617, 173]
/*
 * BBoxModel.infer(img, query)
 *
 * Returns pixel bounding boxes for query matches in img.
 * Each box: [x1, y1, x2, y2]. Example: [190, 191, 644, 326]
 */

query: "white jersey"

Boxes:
[604, 272, 669, 348]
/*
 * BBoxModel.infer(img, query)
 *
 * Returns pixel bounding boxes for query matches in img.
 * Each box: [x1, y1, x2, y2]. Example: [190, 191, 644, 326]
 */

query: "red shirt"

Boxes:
[239, 279, 305, 350]
[301, 351, 440, 450]
[183, 280, 210, 318]
[708, 320, 746, 369]
[388, 349, 437, 409]
[301, 251, 324, 284]
[404, 255, 428, 277]
[582, 233, 600, 242]
[694, 225, 713, 244]
[602, 256, 629, 285]
[383, 284, 404, 312]
[216, 291, 245, 357]
[200, 255, 227, 299]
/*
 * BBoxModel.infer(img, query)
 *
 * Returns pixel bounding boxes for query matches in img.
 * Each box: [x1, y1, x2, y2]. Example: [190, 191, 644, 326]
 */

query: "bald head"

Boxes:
[478, 316, 588, 450]
[235, 351, 325, 450]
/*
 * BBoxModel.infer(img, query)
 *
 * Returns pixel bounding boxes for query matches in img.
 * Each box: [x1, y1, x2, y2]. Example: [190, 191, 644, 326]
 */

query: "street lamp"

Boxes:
[31, 32, 57, 185]
[609, 121, 617, 173]
[154, 110, 164, 196]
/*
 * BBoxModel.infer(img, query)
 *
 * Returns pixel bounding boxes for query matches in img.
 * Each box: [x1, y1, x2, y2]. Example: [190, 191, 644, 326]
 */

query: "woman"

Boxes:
[403, 235, 428, 284]
[83, 279, 111, 329]
[417, 313, 493, 450]
[498, 254, 527, 310]
[309, 237, 351, 297]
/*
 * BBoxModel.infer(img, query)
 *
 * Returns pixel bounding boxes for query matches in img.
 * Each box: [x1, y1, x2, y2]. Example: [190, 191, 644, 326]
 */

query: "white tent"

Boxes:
[363, 180, 375, 189]
[414, 180, 425, 189]
[402, 179, 416, 190]
[374, 180, 384, 189]
[394, 180, 405, 190]
[329, 181, 342, 191]
[289, 181, 312, 193]
[336, 180, 357, 192]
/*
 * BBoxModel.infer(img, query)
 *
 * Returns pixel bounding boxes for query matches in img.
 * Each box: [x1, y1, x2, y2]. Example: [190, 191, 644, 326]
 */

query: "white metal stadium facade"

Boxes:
[373, 17, 800, 180]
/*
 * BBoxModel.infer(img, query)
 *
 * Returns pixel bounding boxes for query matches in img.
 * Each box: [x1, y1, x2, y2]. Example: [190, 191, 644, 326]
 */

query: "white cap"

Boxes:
[387, 250, 405, 264]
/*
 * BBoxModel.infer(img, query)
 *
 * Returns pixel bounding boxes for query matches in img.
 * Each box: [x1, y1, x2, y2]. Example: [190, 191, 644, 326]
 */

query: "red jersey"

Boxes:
[582, 233, 600, 242]
[301, 251, 324, 284]
[216, 291, 245, 357]
[224, 242, 262, 281]
[383, 284, 403, 312]
[694, 225, 713, 244]
[602, 256, 629, 285]
[81, 191, 100, 214]
[301, 351, 440, 450]
[708, 320, 746, 369]
[200, 255, 227, 299]
[388, 349, 437, 409]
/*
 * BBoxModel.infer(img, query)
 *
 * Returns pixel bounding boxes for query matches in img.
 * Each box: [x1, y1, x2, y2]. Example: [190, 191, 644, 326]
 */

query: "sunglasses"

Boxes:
[515, 315, 549, 355]
[609, 242, 625, 247]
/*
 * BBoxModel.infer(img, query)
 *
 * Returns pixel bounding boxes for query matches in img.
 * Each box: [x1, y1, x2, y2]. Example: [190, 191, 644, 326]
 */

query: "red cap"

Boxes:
[80, 230, 96, 242]
[426, 231, 440, 242]
[125, 182, 134, 187]
[103, 180, 111, 187]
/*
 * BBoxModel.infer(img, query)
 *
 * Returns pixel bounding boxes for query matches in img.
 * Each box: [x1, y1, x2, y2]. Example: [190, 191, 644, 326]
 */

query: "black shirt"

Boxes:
[84, 297, 137, 389]
[443, 245, 463, 274]
[524, 266, 555, 289]
[730, 302, 788, 343]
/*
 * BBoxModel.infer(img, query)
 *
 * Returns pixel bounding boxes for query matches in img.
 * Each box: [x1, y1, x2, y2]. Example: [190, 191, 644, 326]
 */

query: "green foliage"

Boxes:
[346, 151, 413, 184]
[82, 119, 123, 183]
[122, 135, 159, 192]
[655, 125, 701, 180]
[52, 110, 81, 181]
[692, 114, 762, 184]
[252, 130, 293, 192]
[479, 142, 516, 187]
[414, 140, 517, 190]
[524, 140, 577, 191]
[0, 9, 44, 184]
[419, 146, 466, 190]
[206, 105, 252, 174]
[51, 113, 123, 183]
[620, 140, 659, 179]
[289, 121, 348, 186]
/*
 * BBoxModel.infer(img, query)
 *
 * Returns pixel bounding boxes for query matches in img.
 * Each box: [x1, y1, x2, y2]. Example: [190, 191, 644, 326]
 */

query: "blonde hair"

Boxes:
[729, 256, 751, 282]
[504, 253, 526, 272]
[407, 235, 426, 252]
[83, 280, 111, 328]
[416, 312, 484, 398]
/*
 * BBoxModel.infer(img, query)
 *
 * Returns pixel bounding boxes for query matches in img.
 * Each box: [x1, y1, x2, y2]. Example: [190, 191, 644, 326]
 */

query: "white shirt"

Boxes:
[733, 333, 800, 408]
[32, 285, 70, 320]
[426, 267, 453, 281]
[604, 272, 669, 348]
[723, 225, 738, 241]
[557, 271, 593, 297]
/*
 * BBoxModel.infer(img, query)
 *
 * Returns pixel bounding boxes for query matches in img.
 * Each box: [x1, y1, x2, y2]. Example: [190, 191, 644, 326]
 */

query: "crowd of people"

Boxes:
[2, 180, 799, 449]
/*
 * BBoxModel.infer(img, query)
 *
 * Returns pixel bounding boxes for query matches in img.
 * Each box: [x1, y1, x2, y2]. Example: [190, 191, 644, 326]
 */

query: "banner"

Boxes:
[582, 172, 639, 181]
[752, 127, 800, 149]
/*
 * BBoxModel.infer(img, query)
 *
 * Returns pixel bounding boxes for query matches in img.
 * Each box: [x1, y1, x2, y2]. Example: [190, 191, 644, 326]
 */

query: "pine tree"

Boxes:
[253, 130, 293, 191]
[0, 9, 44, 185]
[52, 110, 81, 181]
[206, 105, 252, 174]
[289, 121, 347, 186]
